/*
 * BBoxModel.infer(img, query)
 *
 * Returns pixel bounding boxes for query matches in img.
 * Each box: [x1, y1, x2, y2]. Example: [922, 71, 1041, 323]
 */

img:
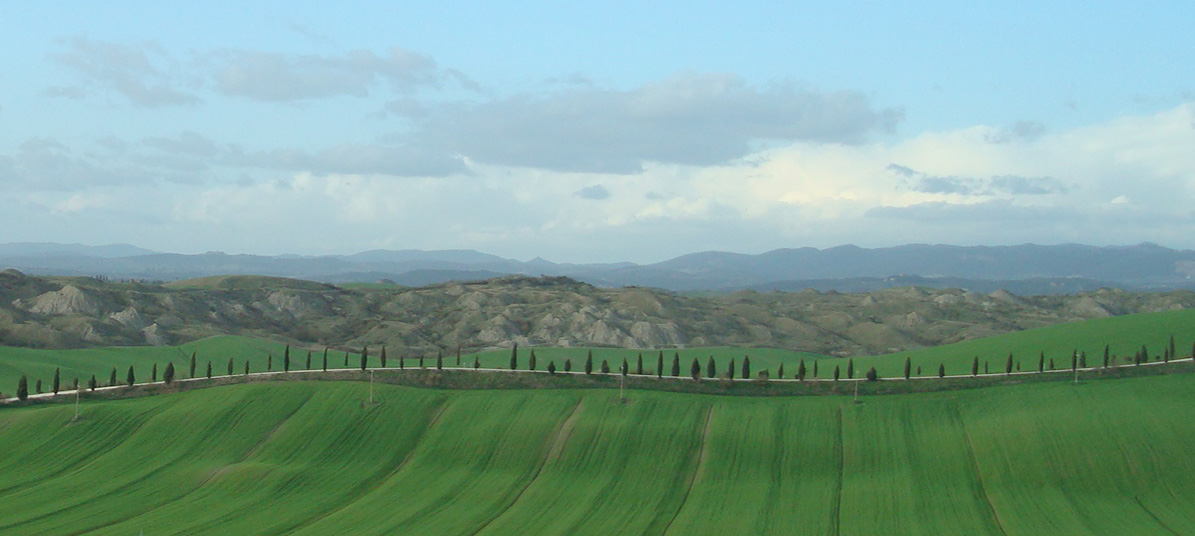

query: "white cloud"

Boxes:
[408, 72, 902, 174]
[211, 48, 468, 101]
[49, 36, 200, 107]
[7, 98, 1194, 260]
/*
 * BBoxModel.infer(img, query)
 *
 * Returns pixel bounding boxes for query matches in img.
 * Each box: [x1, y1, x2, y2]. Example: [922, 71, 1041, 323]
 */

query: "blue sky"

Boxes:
[2, 2, 1193, 262]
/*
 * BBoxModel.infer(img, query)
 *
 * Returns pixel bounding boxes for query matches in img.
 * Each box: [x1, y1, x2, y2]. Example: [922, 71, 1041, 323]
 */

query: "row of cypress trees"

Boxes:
[9, 334, 1192, 400]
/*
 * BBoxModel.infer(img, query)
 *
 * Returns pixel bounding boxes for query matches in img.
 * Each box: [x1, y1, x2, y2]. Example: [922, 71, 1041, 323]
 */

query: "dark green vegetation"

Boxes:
[3, 376, 1195, 535]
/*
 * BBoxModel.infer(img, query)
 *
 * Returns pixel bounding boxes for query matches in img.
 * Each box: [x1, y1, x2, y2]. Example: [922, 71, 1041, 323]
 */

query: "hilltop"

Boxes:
[0, 269, 1192, 357]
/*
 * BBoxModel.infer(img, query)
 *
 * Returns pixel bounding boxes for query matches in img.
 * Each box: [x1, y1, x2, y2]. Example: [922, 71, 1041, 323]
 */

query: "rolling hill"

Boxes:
[2, 376, 1195, 535]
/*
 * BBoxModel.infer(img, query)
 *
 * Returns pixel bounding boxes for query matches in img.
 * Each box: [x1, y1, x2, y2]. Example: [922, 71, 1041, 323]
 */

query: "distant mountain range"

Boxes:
[2, 242, 1194, 294]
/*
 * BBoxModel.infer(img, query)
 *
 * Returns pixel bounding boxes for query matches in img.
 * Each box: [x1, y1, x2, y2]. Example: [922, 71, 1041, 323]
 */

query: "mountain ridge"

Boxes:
[2, 242, 1193, 293]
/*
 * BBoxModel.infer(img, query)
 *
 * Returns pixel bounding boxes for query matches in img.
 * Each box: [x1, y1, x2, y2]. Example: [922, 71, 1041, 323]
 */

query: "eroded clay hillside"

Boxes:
[1, 269, 1191, 357]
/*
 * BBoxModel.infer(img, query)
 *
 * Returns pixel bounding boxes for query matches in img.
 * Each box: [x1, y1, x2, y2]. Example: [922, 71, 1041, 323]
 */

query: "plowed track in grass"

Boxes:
[4, 376, 1195, 535]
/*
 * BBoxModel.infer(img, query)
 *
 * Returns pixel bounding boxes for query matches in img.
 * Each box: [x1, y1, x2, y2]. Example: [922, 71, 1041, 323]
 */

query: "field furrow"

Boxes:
[0, 375, 1193, 535]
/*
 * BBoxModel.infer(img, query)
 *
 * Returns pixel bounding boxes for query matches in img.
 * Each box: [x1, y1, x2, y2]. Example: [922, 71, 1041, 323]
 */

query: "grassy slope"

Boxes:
[847, 307, 1195, 379]
[0, 336, 368, 396]
[464, 346, 829, 376]
[4, 307, 1194, 396]
[3, 377, 1195, 535]
[462, 308, 1195, 380]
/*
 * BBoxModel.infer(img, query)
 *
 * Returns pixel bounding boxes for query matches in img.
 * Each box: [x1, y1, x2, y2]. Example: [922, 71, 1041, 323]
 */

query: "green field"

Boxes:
[462, 308, 1195, 381]
[851, 307, 1195, 379]
[463, 346, 829, 376]
[0, 336, 367, 398]
[6, 308, 1195, 397]
[2, 376, 1195, 535]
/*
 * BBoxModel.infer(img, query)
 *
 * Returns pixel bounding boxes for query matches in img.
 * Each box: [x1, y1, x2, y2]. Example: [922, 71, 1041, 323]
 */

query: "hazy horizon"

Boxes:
[3, 2, 1193, 263]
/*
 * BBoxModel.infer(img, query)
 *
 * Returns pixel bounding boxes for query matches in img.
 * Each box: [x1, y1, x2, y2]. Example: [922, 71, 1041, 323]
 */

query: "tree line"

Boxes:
[7, 335, 1193, 401]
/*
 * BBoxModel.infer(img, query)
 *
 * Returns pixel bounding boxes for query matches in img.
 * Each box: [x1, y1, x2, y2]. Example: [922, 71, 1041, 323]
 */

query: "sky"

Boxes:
[1, 1, 1193, 263]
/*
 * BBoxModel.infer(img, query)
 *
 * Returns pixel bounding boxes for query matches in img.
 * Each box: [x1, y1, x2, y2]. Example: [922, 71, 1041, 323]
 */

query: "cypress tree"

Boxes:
[205, 361, 212, 379]
[1140, 344, 1149, 364]
[866, 367, 878, 382]
[35, 379, 42, 394]
[601, 360, 610, 374]
[1103, 345, 1110, 368]
[457, 346, 462, 367]
[529, 349, 537, 371]
[190, 352, 197, 378]
[797, 359, 807, 381]
[656, 351, 663, 378]
[984, 362, 989, 374]
[1039, 352, 1045, 372]
[971, 356, 979, 376]
[833, 365, 840, 381]
[419, 354, 424, 368]
[267, 354, 273, 371]
[1170, 335, 1177, 362]
[706, 356, 716, 378]
[73, 378, 79, 391]
[729, 358, 736, 380]
[306, 350, 312, 370]
[637, 353, 644, 375]
[437, 351, 443, 370]
[88, 375, 97, 390]
[671, 353, 680, 377]
[1071, 352, 1077, 371]
[690, 358, 701, 380]
[777, 363, 785, 379]
[1006, 353, 1014, 375]
[563, 359, 571, 372]
[245, 361, 250, 375]
[846, 358, 853, 379]
[227, 358, 234, 376]
[621, 358, 629, 376]
[16, 375, 28, 400]
[284, 345, 291, 372]
[510, 344, 519, 370]
[53, 368, 61, 394]
[585, 350, 594, 375]
[1049, 358, 1055, 370]
[742, 356, 751, 379]
[164, 362, 175, 384]
[381, 347, 387, 368]
[127, 365, 136, 386]
[323, 351, 328, 372]
[362, 347, 370, 370]
[399, 351, 405, 370]
[548, 361, 557, 374]
[343, 352, 349, 367]
[938, 363, 945, 378]
[109, 368, 117, 386]
[152, 363, 158, 382]
[917, 366, 922, 375]
[474, 356, 481, 369]
[813, 361, 818, 378]
[904, 357, 911, 380]
[1080, 351, 1088, 368]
